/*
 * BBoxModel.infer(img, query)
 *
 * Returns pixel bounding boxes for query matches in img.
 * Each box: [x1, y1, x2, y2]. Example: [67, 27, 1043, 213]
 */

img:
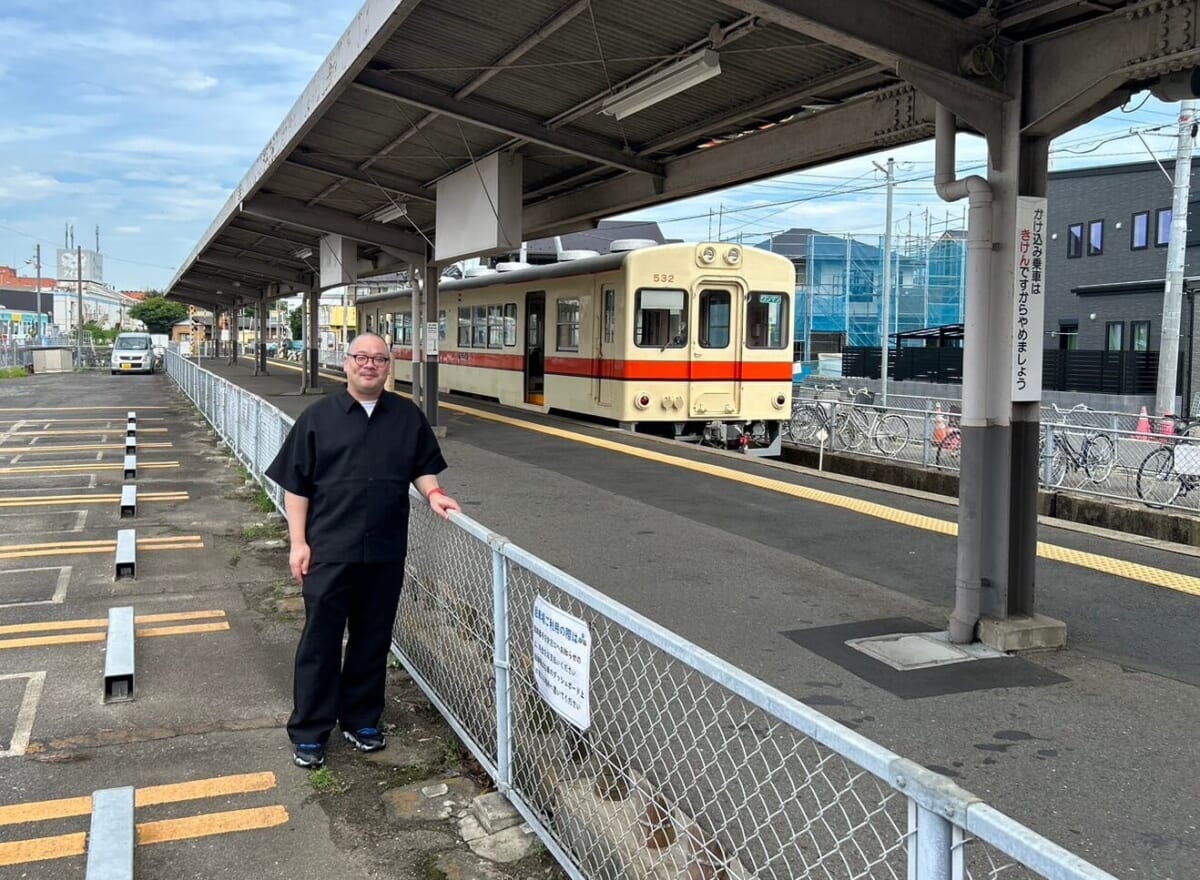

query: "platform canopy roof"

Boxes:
[167, 0, 1184, 309]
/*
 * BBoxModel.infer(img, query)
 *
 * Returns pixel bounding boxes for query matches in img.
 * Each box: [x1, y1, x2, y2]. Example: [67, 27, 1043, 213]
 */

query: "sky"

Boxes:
[0, 1, 1190, 291]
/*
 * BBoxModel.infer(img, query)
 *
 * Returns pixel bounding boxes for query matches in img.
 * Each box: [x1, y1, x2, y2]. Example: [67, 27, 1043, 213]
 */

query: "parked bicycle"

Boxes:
[1042, 404, 1116, 488]
[836, 387, 911, 454]
[1136, 433, 1200, 508]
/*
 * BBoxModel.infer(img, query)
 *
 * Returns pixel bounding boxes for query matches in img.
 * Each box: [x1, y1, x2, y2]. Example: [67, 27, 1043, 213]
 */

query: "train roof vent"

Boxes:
[557, 249, 600, 262]
[495, 261, 531, 272]
[463, 266, 498, 278]
[609, 239, 658, 253]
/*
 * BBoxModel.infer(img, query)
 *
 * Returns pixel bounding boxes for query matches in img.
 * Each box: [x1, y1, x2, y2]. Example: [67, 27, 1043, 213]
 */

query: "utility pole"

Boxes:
[873, 157, 895, 405]
[75, 245, 83, 364]
[1157, 100, 1196, 419]
[33, 244, 43, 342]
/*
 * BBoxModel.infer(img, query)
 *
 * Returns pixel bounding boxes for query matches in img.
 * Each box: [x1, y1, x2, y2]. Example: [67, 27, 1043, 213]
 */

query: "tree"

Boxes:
[128, 293, 187, 334]
[290, 305, 304, 340]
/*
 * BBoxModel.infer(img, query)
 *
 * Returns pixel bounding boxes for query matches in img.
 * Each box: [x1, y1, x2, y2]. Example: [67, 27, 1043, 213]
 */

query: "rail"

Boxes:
[164, 350, 1117, 880]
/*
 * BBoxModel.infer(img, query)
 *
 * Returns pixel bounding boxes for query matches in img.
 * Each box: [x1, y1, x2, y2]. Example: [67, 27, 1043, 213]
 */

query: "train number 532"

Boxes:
[652, 273, 675, 283]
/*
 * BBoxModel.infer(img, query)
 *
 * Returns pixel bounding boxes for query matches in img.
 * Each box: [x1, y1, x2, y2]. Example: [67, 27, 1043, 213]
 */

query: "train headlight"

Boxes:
[773, 393, 788, 409]
[634, 392, 652, 410]
[725, 247, 741, 265]
[699, 246, 717, 264]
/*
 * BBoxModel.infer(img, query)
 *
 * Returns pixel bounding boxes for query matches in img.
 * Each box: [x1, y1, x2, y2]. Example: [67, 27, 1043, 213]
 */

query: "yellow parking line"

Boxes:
[0, 406, 169, 412]
[0, 622, 230, 650]
[0, 610, 226, 636]
[0, 831, 86, 867]
[0, 442, 173, 453]
[0, 417, 165, 424]
[0, 535, 203, 558]
[0, 771, 276, 825]
[0, 461, 179, 475]
[5, 428, 169, 435]
[138, 805, 289, 845]
[0, 806, 287, 866]
[0, 492, 188, 508]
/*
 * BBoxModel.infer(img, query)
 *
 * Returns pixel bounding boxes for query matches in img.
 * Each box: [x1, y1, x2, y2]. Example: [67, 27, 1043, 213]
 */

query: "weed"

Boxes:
[308, 767, 348, 794]
[0, 367, 28, 379]
[229, 550, 241, 568]
[243, 522, 283, 540]
[251, 488, 277, 513]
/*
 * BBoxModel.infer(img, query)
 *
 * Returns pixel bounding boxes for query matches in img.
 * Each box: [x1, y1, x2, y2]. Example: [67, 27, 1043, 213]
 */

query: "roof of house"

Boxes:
[753, 227, 883, 261]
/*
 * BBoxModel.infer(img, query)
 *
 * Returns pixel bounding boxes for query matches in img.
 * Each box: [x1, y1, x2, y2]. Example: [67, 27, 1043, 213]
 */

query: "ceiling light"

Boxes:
[600, 50, 721, 121]
[291, 247, 313, 260]
[370, 203, 408, 224]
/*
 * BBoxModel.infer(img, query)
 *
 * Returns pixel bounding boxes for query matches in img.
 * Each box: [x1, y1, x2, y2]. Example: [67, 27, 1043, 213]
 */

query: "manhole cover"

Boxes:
[846, 632, 1006, 671]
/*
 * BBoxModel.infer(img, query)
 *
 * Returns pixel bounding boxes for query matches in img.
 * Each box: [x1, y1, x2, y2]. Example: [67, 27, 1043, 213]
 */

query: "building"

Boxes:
[1044, 159, 1200, 409]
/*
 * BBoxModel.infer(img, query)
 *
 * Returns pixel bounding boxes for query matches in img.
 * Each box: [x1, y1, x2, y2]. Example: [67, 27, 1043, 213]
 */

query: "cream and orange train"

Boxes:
[357, 241, 795, 455]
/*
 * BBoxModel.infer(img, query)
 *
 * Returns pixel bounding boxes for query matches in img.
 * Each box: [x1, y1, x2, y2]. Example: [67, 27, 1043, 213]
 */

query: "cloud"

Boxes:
[167, 70, 220, 94]
[115, 226, 143, 234]
[0, 169, 63, 204]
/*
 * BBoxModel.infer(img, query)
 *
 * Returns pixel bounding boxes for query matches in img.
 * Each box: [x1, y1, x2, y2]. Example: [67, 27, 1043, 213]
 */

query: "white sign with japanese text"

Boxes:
[532, 597, 591, 730]
[1012, 196, 1048, 402]
[426, 321, 439, 357]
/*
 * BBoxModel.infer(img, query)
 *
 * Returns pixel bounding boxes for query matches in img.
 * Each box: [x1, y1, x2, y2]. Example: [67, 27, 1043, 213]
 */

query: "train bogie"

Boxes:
[357, 242, 795, 455]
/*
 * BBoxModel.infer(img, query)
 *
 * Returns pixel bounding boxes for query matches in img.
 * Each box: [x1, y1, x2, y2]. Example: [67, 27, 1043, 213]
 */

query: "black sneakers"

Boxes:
[342, 726, 386, 752]
[292, 743, 326, 769]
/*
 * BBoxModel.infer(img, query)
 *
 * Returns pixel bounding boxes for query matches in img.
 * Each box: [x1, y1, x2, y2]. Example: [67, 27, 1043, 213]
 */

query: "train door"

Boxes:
[593, 285, 617, 407]
[525, 292, 545, 405]
[690, 285, 741, 415]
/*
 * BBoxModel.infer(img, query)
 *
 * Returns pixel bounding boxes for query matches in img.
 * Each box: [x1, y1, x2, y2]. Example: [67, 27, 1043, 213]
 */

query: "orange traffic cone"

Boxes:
[932, 403, 948, 445]
[1161, 412, 1176, 441]
[1135, 406, 1152, 441]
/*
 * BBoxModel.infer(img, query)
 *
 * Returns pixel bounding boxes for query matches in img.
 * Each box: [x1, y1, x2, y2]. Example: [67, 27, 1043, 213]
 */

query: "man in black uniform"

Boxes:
[266, 332, 460, 769]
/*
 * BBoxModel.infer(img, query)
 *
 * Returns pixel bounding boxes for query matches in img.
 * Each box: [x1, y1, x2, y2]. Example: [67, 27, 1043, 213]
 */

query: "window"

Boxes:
[393, 311, 412, 346]
[746, 292, 789, 349]
[634, 288, 687, 348]
[1087, 220, 1103, 255]
[602, 289, 615, 344]
[699, 290, 731, 348]
[487, 305, 503, 349]
[1131, 211, 1149, 249]
[503, 303, 517, 346]
[1058, 322, 1079, 351]
[1156, 208, 1172, 247]
[1067, 223, 1083, 258]
[1131, 320, 1150, 352]
[472, 306, 487, 348]
[556, 299, 580, 351]
[457, 307, 471, 347]
[438, 309, 446, 342]
[1105, 321, 1124, 351]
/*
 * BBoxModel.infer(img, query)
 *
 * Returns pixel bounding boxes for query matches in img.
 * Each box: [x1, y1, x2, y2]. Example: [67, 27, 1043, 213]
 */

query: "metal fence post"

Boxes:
[913, 801, 953, 880]
[922, 409, 932, 467]
[254, 397, 263, 477]
[1042, 428, 1055, 486]
[492, 545, 512, 792]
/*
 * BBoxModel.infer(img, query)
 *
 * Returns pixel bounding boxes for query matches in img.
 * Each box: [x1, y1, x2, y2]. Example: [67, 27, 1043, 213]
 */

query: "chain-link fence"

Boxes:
[165, 350, 1117, 880]
[787, 386, 1200, 514]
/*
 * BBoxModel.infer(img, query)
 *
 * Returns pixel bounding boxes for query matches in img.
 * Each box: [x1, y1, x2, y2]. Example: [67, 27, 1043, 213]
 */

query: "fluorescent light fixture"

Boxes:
[600, 50, 721, 121]
[291, 247, 313, 260]
[370, 203, 408, 224]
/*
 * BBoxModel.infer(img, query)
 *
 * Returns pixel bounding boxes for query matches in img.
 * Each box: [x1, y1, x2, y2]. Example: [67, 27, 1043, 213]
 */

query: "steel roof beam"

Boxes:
[196, 253, 309, 285]
[352, 70, 664, 177]
[524, 85, 935, 237]
[240, 193, 424, 252]
[721, 0, 1010, 100]
[1023, 3, 1200, 138]
[286, 153, 437, 203]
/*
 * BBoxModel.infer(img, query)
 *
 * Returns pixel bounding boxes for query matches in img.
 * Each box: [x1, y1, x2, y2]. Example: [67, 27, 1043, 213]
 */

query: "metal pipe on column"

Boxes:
[933, 103, 994, 644]
[307, 285, 320, 393]
[410, 263, 423, 407]
[425, 254, 440, 429]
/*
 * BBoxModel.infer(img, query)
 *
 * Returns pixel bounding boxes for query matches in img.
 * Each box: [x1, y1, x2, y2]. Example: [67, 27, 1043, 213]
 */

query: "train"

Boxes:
[356, 240, 795, 455]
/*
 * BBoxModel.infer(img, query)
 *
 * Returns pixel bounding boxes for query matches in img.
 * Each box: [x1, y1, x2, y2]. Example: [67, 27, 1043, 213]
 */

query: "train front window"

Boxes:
[746, 292, 789, 349]
[699, 290, 730, 348]
[634, 288, 687, 348]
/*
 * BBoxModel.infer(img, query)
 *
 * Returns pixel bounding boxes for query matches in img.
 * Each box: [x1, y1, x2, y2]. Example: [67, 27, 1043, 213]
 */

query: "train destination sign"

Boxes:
[532, 597, 591, 730]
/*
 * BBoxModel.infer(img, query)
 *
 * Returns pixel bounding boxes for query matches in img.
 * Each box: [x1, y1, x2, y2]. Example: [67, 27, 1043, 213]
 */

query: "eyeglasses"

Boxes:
[347, 353, 390, 367]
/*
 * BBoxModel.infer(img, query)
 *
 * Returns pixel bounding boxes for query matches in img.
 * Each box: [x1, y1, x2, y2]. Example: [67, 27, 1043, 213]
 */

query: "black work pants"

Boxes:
[288, 561, 404, 744]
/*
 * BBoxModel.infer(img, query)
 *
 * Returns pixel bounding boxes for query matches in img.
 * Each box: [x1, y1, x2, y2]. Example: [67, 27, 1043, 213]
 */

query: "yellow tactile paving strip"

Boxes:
[266, 361, 1200, 598]
[0, 772, 287, 867]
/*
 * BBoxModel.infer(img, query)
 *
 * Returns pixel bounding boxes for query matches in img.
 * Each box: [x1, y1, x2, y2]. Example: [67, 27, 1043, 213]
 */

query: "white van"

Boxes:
[110, 333, 156, 375]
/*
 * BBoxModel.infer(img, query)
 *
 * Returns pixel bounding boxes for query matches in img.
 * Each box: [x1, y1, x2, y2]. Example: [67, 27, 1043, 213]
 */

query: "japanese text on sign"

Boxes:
[1012, 197, 1048, 402]
[532, 597, 591, 730]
